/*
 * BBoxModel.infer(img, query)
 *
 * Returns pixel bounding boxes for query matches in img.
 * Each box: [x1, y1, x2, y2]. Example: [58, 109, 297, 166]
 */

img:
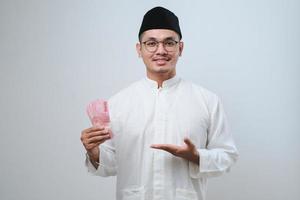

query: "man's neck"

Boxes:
[147, 71, 176, 88]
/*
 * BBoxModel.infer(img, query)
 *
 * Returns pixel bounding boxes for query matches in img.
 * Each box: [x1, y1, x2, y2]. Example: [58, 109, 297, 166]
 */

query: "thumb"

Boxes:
[183, 137, 195, 148]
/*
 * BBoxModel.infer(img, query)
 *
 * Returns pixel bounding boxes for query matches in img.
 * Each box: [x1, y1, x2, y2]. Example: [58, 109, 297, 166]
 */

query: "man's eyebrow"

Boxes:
[164, 36, 177, 40]
[144, 37, 157, 41]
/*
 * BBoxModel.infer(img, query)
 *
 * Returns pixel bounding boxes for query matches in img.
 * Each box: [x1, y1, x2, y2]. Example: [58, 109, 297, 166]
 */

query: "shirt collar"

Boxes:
[144, 75, 181, 89]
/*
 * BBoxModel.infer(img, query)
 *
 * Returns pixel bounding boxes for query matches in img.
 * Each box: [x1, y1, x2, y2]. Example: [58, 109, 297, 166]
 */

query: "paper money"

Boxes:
[86, 99, 113, 137]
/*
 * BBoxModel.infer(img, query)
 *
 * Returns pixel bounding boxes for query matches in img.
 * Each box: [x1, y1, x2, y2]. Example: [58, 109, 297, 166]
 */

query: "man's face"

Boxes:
[136, 29, 184, 78]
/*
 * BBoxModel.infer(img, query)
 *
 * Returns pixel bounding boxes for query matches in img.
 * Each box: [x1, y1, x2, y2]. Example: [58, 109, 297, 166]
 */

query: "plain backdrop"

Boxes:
[0, 0, 299, 200]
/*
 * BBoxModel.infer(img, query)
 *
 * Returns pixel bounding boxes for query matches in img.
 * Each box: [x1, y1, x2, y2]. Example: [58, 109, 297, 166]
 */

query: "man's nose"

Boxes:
[156, 42, 167, 54]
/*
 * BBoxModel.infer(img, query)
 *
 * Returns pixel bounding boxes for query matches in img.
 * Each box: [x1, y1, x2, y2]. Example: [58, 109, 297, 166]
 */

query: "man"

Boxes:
[81, 6, 238, 200]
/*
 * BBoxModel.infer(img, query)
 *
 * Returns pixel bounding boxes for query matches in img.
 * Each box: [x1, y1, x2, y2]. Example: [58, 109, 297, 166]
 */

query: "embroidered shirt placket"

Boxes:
[152, 86, 166, 200]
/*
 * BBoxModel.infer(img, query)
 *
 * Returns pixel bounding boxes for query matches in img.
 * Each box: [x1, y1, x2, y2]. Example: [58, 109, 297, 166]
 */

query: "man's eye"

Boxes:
[146, 41, 157, 47]
[165, 41, 175, 46]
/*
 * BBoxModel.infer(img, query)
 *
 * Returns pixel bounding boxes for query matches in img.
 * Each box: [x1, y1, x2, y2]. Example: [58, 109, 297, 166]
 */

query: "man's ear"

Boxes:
[136, 43, 142, 57]
[179, 41, 184, 56]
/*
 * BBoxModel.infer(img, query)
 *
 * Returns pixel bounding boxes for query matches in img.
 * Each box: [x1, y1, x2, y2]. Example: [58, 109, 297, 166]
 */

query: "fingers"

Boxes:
[85, 142, 100, 151]
[151, 138, 195, 151]
[87, 129, 110, 137]
[88, 134, 111, 143]
[151, 138, 196, 155]
[151, 144, 173, 150]
[151, 144, 180, 155]
[81, 127, 108, 140]
[82, 134, 110, 151]
[151, 138, 198, 163]
[80, 126, 111, 151]
[83, 126, 105, 134]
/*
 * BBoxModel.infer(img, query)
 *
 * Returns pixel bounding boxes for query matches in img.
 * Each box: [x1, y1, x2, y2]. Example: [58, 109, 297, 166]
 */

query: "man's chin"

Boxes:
[147, 65, 175, 74]
[153, 67, 170, 73]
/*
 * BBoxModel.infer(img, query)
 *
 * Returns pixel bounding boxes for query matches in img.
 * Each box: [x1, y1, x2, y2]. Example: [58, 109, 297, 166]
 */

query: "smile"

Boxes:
[153, 57, 170, 62]
[153, 59, 169, 66]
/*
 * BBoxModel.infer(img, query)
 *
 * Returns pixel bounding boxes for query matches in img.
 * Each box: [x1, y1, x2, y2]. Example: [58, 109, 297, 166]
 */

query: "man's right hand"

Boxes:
[80, 126, 111, 166]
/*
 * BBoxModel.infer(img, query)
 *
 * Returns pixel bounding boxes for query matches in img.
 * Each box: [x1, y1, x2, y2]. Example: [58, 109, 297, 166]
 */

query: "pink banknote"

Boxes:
[86, 99, 113, 137]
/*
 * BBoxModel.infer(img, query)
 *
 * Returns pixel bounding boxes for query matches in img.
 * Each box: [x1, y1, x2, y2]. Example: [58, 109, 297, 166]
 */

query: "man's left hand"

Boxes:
[151, 138, 199, 165]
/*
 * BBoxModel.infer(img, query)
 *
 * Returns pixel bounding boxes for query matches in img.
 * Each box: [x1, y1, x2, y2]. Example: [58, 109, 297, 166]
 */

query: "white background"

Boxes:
[0, 0, 299, 199]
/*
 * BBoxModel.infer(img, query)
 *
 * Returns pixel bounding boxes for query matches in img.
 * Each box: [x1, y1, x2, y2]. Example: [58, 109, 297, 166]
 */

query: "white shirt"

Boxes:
[85, 76, 239, 200]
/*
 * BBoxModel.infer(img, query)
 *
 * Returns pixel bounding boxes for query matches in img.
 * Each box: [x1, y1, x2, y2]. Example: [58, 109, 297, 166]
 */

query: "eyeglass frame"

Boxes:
[141, 38, 180, 53]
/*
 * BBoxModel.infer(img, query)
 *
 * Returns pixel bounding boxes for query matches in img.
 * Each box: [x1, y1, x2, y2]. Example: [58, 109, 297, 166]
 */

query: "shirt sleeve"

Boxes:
[85, 133, 117, 177]
[189, 96, 239, 178]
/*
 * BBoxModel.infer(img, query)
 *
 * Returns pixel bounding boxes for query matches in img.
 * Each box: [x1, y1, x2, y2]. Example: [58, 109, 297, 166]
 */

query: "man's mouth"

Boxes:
[153, 57, 170, 65]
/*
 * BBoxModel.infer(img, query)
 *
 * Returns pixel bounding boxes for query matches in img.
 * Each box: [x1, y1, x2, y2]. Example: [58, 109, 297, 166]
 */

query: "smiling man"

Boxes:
[136, 29, 183, 85]
[81, 6, 238, 200]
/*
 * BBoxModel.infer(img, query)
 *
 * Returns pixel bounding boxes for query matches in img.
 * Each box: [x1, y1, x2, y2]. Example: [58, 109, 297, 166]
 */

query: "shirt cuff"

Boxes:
[85, 153, 100, 174]
[189, 149, 230, 179]
[85, 145, 117, 177]
[188, 149, 202, 179]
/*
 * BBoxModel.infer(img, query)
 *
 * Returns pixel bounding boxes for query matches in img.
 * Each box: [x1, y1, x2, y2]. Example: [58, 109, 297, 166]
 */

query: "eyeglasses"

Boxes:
[142, 39, 179, 53]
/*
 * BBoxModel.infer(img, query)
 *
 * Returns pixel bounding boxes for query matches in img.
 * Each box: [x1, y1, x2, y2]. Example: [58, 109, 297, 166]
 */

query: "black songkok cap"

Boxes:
[138, 6, 182, 40]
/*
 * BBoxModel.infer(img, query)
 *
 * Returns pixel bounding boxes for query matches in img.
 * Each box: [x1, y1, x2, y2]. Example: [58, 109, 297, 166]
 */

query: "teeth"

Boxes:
[154, 59, 168, 61]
